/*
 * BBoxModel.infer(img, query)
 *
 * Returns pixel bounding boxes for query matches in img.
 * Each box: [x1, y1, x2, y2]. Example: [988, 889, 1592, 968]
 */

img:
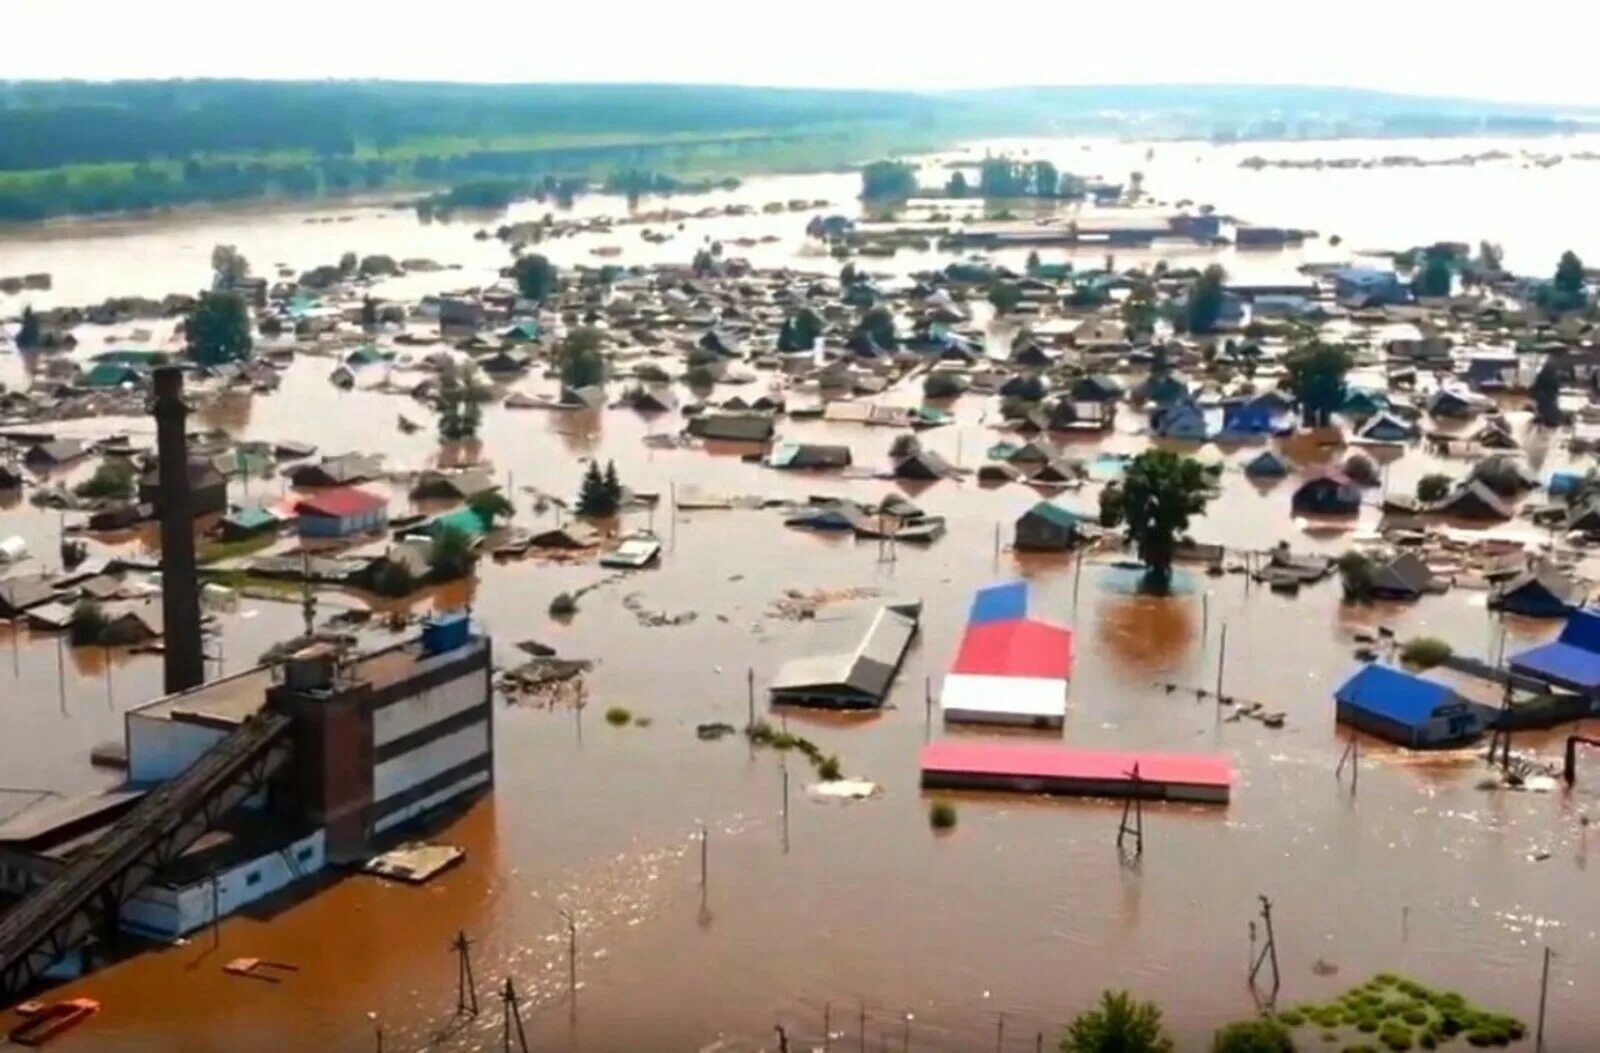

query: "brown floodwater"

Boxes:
[4, 136, 1600, 1051]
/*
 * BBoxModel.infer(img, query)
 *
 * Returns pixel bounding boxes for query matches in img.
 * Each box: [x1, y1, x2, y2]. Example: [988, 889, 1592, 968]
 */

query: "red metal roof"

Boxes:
[952, 620, 1073, 680]
[920, 741, 1231, 789]
[296, 486, 386, 519]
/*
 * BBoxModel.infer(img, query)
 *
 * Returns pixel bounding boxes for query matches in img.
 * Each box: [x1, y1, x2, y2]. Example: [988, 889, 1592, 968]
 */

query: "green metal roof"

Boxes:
[1025, 501, 1081, 528]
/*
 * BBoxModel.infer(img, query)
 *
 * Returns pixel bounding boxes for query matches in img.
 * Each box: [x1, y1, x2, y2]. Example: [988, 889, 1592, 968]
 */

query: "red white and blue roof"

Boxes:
[943, 582, 1072, 727]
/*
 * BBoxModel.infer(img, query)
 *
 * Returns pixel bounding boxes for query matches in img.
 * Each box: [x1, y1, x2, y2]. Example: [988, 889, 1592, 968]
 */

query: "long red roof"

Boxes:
[920, 741, 1231, 789]
[952, 620, 1073, 680]
[297, 486, 386, 519]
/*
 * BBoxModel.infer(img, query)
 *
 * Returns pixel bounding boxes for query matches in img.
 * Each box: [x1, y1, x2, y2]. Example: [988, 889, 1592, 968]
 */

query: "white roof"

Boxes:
[940, 673, 1066, 727]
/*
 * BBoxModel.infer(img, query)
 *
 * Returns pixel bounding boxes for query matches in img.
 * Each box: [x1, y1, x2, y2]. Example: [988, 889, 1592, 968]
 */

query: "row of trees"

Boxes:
[860, 160, 918, 201]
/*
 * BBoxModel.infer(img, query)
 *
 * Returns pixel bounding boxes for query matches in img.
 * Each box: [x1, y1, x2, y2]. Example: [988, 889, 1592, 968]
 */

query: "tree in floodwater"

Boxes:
[1546, 250, 1589, 312]
[1061, 991, 1174, 1053]
[1531, 358, 1565, 426]
[946, 171, 969, 198]
[210, 244, 250, 287]
[184, 291, 253, 366]
[1121, 278, 1160, 337]
[16, 305, 41, 349]
[1118, 450, 1209, 593]
[859, 160, 917, 201]
[1413, 246, 1454, 298]
[576, 460, 618, 518]
[436, 360, 486, 442]
[987, 281, 1023, 315]
[777, 307, 824, 352]
[851, 305, 897, 351]
[1184, 264, 1228, 334]
[512, 253, 557, 302]
[1281, 340, 1354, 428]
[558, 326, 606, 390]
[427, 526, 477, 581]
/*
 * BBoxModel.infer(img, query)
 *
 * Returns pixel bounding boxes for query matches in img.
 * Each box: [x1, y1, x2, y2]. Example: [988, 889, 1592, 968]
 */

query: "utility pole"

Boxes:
[500, 977, 529, 1053]
[700, 823, 709, 888]
[781, 755, 791, 854]
[1215, 622, 1228, 704]
[1248, 895, 1281, 1005]
[995, 1011, 1005, 1053]
[859, 1000, 867, 1053]
[558, 909, 578, 1006]
[1336, 735, 1360, 797]
[1117, 763, 1144, 857]
[747, 667, 755, 729]
[824, 1002, 832, 1052]
[1536, 945, 1552, 1052]
[924, 676, 932, 741]
[453, 930, 479, 1017]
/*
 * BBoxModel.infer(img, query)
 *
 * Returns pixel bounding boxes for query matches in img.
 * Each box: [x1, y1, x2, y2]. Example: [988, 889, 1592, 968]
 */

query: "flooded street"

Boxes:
[4, 135, 1600, 1051]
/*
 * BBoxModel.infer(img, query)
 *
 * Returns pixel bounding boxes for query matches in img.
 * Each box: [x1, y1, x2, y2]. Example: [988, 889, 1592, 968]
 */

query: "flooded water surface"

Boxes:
[3, 136, 1600, 1051]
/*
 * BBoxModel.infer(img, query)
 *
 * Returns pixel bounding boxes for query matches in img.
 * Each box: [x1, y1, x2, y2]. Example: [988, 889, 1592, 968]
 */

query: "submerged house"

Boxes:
[767, 442, 852, 470]
[892, 449, 958, 481]
[1242, 450, 1290, 479]
[295, 487, 388, 538]
[1431, 480, 1513, 522]
[686, 413, 775, 444]
[139, 459, 228, 518]
[1152, 398, 1209, 442]
[1013, 501, 1084, 551]
[1333, 664, 1489, 748]
[1332, 267, 1409, 308]
[1491, 565, 1587, 618]
[1356, 412, 1416, 443]
[1291, 471, 1361, 516]
[1510, 608, 1600, 694]
[768, 601, 921, 708]
[1368, 552, 1443, 600]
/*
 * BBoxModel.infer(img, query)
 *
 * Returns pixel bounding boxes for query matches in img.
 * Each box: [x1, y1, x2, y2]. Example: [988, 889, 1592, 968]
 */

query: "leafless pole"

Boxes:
[824, 1002, 832, 1052]
[924, 676, 932, 741]
[500, 977, 529, 1053]
[453, 930, 479, 1017]
[700, 823, 709, 887]
[995, 1011, 1005, 1053]
[1215, 623, 1228, 703]
[558, 909, 578, 1005]
[747, 667, 755, 729]
[55, 633, 65, 713]
[1536, 945, 1552, 1052]
[781, 756, 791, 854]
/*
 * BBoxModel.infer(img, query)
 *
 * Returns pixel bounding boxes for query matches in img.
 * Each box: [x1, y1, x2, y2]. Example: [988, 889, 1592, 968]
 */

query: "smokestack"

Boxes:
[153, 366, 205, 694]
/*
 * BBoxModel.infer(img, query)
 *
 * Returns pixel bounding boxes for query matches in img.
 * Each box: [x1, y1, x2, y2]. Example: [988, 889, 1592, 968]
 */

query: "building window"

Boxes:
[246, 871, 262, 887]
[296, 846, 313, 863]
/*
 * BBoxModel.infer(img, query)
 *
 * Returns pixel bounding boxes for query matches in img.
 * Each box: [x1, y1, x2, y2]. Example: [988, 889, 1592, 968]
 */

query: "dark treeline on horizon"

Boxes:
[0, 81, 1589, 222]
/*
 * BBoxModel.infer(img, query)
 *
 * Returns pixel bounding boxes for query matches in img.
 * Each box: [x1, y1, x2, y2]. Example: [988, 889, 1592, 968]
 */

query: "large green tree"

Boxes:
[512, 253, 558, 302]
[946, 171, 969, 198]
[1281, 340, 1353, 428]
[210, 243, 250, 286]
[1119, 450, 1210, 592]
[1062, 991, 1174, 1053]
[1121, 279, 1159, 337]
[1185, 265, 1228, 334]
[185, 291, 253, 366]
[427, 526, 476, 581]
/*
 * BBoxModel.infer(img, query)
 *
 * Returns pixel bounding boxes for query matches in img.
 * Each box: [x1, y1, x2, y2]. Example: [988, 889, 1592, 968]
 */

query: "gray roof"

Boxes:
[0, 574, 54, 614]
[769, 604, 919, 705]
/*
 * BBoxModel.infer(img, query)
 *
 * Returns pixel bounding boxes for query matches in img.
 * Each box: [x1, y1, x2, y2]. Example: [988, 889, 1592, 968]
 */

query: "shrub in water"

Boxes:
[817, 755, 842, 781]
[549, 592, 578, 617]
[605, 706, 632, 726]
[928, 800, 958, 830]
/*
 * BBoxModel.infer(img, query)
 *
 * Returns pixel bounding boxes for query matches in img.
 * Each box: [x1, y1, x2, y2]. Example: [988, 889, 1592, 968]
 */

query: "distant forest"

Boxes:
[0, 81, 1590, 221]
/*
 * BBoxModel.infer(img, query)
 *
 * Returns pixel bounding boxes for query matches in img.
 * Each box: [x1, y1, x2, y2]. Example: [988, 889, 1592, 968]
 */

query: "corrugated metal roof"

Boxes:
[1334, 664, 1457, 727]
[920, 741, 1231, 789]
[969, 582, 1028, 625]
[953, 621, 1073, 680]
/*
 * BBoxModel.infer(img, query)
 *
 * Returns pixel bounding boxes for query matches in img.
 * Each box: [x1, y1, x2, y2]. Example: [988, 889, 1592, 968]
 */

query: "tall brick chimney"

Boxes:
[152, 366, 205, 693]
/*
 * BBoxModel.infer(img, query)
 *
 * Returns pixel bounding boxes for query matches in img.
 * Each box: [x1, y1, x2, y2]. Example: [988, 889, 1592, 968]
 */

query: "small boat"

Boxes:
[8, 998, 100, 1046]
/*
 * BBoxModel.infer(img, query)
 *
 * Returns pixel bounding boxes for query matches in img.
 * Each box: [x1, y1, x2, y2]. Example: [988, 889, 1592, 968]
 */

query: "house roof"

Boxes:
[0, 574, 54, 614]
[1507, 609, 1600, 689]
[1435, 480, 1513, 520]
[1335, 664, 1459, 728]
[1021, 501, 1081, 529]
[953, 620, 1074, 680]
[297, 486, 387, 519]
[1495, 565, 1584, 607]
[223, 507, 279, 530]
[688, 413, 774, 443]
[1243, 450, 1289, 477]
[1370, 552, 1436, 596]
[969, 582, 1029, 625]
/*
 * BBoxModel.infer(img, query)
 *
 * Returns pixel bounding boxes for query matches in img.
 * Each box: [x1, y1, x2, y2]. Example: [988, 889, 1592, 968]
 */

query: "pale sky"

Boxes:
[6, 0, 1599, 107]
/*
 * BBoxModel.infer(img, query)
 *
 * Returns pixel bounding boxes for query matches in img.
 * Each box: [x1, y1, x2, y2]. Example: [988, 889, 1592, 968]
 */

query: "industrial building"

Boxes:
[0, 368, 495, 998]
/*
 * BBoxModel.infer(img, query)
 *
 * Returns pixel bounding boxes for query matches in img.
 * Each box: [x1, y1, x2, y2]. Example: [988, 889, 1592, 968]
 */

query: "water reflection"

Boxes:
[1094, 592, 1196, 674]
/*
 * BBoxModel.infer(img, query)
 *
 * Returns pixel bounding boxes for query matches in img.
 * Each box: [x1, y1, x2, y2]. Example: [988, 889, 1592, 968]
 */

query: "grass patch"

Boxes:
[929, 800, 958, 830]
[199, 533, 279, 564]
[1281, 976, 1525, 1049]
[604, 706, 633, 727]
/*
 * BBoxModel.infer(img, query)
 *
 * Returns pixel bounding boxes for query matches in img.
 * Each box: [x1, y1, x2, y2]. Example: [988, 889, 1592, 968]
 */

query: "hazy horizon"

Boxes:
[8, 0, 1600, 108]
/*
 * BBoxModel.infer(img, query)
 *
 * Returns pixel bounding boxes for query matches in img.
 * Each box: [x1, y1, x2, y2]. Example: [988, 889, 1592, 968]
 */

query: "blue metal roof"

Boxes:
[1508, 642, 1600, 690]
[969, 582, 1028, 626]
[1559, 609, 1600, 651]
[1334, 664, 1457, 728]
